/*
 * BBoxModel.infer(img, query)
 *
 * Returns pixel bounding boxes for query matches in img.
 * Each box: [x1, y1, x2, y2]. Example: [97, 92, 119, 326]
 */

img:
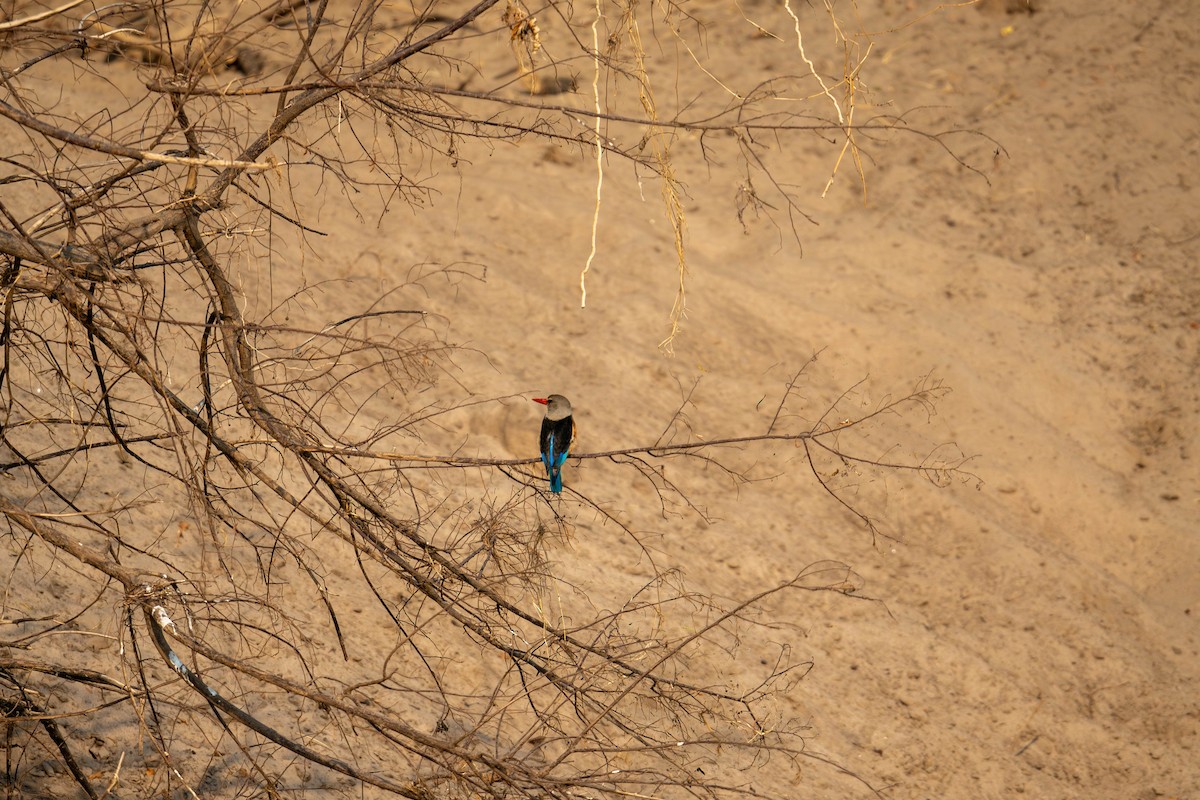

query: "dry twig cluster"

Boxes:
[1, 0, 977, 797]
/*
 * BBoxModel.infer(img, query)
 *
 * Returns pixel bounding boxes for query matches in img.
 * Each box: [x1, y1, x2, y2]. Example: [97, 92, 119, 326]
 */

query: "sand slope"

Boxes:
[2, 0, 1197, 797]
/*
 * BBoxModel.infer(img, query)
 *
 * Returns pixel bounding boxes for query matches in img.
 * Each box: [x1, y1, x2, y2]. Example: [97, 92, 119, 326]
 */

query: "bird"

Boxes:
[533, 394, 575, 493]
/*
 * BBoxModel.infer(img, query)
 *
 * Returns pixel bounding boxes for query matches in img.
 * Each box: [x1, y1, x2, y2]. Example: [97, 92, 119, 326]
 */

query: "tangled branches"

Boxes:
[1, 0, 979, 797]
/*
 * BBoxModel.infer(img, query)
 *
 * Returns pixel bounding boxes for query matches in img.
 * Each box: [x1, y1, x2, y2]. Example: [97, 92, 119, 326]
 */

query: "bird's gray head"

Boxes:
[533, 394, 572, 421]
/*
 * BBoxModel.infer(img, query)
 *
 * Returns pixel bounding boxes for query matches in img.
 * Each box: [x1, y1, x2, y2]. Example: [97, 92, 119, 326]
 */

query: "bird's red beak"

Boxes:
[532, 397, 549, 405]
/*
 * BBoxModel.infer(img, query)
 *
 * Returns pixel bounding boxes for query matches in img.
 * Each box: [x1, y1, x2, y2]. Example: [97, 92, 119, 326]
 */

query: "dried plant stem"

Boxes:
[785, 0, 845, 125]
[581, 0, 604, 309]
[616, 0, 688, 352]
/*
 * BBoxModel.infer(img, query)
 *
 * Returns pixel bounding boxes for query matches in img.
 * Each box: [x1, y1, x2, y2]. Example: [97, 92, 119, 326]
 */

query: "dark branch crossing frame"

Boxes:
[0, 1, 981, 798]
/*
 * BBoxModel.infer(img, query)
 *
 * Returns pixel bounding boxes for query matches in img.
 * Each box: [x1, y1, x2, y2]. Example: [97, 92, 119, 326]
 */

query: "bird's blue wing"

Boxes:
[539, 417, 573, 493]
[544, 431, 567, 492]
[543, 431, 570, 467]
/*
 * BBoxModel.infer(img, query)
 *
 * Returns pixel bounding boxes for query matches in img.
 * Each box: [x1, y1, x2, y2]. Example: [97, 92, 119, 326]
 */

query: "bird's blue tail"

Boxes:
[549, 468, 563, 494]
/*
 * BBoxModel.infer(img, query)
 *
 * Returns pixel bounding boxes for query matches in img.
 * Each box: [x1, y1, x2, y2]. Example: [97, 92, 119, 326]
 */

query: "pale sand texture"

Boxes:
[2, 0, 1197, 797]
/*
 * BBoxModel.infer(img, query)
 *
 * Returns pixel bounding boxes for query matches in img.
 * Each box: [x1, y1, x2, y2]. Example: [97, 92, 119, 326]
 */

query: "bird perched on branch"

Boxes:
[533, 394, 575, 493]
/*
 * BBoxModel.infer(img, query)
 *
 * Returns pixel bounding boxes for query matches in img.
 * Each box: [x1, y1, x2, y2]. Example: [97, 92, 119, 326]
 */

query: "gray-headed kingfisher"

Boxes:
[533, 395, 575, 493]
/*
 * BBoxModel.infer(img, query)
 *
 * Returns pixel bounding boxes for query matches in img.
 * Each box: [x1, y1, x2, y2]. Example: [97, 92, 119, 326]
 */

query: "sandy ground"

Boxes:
[364, 2, 1200, 793]
[3, 0, 1198, 797]
[336, 1, 1200, 795]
